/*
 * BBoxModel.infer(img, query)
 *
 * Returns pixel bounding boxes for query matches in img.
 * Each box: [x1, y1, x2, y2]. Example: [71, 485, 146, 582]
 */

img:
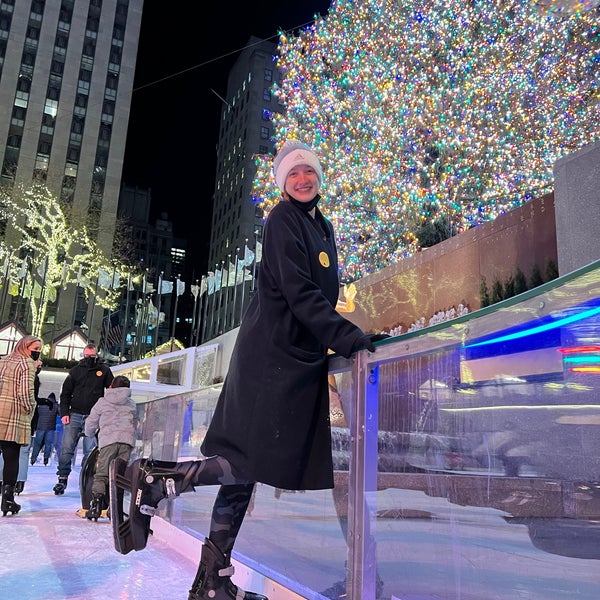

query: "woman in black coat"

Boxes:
[113, 141, 374, 600]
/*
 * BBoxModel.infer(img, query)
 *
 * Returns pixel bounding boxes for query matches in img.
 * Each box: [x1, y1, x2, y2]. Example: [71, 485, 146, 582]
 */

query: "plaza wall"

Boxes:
[346, 192, 557, 334]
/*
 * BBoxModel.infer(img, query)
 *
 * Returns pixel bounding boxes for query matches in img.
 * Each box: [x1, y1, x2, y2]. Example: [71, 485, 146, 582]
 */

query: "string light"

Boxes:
[253, 0, 600, 282]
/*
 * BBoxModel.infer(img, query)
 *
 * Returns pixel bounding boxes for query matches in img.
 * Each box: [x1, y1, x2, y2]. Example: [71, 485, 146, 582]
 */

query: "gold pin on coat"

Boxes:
[319, 251, 330, 268]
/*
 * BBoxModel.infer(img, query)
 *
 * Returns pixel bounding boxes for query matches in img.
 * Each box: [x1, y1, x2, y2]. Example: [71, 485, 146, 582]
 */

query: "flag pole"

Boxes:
[155, 271, 163, 350]
[240, 239, 249, 324]
[202, 274, 211, 343]
[190, 279, 199, 346]
[194, 282, 208, 346]
[215, 261, 224, 336]
[223, 255, 231, 331]
[71, 265, 82, 333]
[170, 275, 181, 339]
[120, 272, 132, 361]
[251, 231, 259, 292]
[35, 254, 50, 337]
[231, 248, 240, 328]
[88, 270, 101, 342]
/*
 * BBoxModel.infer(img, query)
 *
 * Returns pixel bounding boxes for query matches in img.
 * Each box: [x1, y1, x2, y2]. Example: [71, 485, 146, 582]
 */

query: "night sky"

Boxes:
[121, 2, 331, 278]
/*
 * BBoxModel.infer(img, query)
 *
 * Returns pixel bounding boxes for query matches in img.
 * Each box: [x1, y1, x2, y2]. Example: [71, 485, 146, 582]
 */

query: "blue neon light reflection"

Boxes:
[463, 305, 600, 349]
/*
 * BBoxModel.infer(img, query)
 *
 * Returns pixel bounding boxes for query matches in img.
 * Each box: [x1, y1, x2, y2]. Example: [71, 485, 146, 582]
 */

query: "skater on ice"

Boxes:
[0, 335, 42, 516]
[110, 140, 381, 600]
[84, 375, 136, 520]
[30, 392, 59, 466]
[53, 342, 113, 495]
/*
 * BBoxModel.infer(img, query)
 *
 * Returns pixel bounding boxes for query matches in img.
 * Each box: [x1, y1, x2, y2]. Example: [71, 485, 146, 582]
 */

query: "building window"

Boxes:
[11, 105, 25, 126]
[35, 153, 49, 170]
[14, 90, 28, 108]
[50, 59, 64, 75]
[260, 126, 269, 140]
[7, 134, 21, 148]
[264, 68, 273, 81]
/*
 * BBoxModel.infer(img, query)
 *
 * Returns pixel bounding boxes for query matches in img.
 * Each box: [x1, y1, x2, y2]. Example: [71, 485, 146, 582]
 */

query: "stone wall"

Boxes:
[344, 192, 557, 334]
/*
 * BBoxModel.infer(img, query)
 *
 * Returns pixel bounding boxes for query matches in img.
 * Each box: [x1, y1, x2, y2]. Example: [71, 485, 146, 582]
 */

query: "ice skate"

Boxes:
[53, 476, 68, 495]
[14, 481, 25, 495]
[2, 484, 21, 516]
[86, 492, 104, 521]
[188, 537, 268, 600]
[109, 457, 200, 554]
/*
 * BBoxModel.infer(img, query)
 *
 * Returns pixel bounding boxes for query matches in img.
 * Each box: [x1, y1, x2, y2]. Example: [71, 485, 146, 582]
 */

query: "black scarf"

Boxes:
[289, 193, 321, 213]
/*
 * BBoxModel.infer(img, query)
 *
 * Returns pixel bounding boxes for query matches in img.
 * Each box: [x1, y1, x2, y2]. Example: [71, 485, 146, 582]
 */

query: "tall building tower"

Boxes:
[205, 36, 282, 339]
[0, 0, 143, 342]
[117, 184, 185, 355]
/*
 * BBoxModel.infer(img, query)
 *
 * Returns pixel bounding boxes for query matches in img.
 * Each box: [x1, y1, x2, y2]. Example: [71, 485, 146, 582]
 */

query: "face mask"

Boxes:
[30, 350, 41, 361]
[83, 355, 98, 366]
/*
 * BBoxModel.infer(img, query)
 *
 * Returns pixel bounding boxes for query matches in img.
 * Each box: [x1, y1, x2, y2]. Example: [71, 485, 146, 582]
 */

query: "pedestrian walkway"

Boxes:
[0, 461, 198, 600]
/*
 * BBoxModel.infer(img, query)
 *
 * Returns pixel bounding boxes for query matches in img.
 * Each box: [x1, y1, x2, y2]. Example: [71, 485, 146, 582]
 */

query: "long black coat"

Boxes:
[202, 200, 365, 490]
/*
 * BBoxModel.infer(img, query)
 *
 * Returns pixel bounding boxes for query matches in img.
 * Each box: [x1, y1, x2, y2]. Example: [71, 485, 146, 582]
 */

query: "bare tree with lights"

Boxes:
[0, 182, 123, 338]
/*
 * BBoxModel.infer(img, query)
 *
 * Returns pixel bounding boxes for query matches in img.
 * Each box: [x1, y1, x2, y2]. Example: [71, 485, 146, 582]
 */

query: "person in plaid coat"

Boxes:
[0, 335, 43, 515]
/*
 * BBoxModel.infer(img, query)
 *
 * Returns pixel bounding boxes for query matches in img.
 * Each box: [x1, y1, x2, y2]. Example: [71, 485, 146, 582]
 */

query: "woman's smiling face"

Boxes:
[284, 164, 320, 202]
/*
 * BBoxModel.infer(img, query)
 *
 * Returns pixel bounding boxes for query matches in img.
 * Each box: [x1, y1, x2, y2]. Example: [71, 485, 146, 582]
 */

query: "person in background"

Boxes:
[0, 364, 48, 494]
[13, 365, 45, 494]
[111, 140, 381, 600]
[53, 343, 113, 495]
[30, 392, 59, 467]
[0, 335, 43, 515]
[84, 375, 136, 520]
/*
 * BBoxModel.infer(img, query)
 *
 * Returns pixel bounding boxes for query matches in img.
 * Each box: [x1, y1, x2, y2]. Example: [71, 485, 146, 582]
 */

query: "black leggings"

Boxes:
[0, 440, 21, 486]
[189, 455, 255, 557]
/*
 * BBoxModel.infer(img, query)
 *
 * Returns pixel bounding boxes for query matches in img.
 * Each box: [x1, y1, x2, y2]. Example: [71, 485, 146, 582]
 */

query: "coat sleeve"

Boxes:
[103, 367, 114, 388]
[85, 403, 100, 438]
[263, 207, 365, 357]
[59, 372, 74, 417]
[16, 362, 36, 414]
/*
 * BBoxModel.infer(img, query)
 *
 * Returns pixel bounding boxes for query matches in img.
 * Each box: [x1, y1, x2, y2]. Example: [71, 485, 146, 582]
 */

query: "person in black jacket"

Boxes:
[52, 343, 113, 494]
[110, 141, 378, 600]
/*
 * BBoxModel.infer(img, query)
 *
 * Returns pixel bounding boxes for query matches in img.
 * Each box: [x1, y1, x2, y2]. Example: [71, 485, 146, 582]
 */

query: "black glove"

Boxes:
[37, 397, 52, 407]
[352, 333, 391, 353]
[368, 333, 391, 344]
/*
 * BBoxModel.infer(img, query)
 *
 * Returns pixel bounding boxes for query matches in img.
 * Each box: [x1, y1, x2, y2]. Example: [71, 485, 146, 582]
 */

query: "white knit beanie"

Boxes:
[272, 140, 323, 192]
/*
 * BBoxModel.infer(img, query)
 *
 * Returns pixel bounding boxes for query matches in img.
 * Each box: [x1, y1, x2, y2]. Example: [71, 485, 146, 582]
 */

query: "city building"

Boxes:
[0, 0, 143, 345]
[117, 183, 186, 357]
[204, 36, 281, 340]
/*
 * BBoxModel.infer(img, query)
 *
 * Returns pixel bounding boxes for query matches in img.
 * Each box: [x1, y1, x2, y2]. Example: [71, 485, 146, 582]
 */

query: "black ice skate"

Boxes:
[109, 457, 200, 555]
[188, 537, 268, 600]
[1, 484, 21, 516]
[53, 476, 68, 495]
[86, 492, 104, 521]
[14, 481, 25, 495]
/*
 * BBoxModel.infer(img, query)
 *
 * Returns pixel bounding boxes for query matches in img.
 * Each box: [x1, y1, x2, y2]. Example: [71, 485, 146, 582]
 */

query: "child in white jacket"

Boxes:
[84, 375, 136, 519]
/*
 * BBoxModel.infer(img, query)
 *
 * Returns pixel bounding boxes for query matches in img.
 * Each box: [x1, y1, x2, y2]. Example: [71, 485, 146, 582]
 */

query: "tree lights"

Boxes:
[253, 0, 600, 282]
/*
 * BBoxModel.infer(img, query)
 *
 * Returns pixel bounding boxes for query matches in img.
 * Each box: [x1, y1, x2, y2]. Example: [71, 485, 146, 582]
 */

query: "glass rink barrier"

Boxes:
[128, 259, 600, 600]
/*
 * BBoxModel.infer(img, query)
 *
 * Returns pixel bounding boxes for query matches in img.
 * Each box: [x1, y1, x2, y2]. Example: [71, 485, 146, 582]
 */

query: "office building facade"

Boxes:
[0, 0, 143, 342]
[205, 36, 281, 339]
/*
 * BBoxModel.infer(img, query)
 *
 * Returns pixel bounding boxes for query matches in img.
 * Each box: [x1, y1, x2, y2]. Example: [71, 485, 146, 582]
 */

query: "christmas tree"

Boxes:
[252, 0, 600, 282]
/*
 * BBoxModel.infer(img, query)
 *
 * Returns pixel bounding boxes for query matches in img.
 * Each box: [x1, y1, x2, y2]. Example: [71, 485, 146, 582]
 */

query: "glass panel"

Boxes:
[131, 364, 150, 383]
[156, 356, 184, 385]
[129, 261, 600, 599]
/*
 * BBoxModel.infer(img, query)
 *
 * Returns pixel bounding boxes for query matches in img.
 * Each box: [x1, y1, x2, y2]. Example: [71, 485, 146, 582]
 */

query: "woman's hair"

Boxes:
[13, 335, 43, 358]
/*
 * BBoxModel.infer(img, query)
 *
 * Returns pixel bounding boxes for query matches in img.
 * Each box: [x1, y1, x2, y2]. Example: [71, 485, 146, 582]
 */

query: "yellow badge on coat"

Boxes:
[96, 371, 103, 377]
[319, 251, 330, 268]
